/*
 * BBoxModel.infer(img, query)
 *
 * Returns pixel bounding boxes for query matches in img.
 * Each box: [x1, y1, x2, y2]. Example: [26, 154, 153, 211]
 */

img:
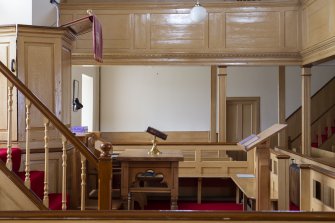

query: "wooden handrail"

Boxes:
[288, 103, 335, 145]
[286, 76, 335, 121]
[300, 163, 335, 179]
[0, 61, 98, 166]
[276, 146, 335, 169]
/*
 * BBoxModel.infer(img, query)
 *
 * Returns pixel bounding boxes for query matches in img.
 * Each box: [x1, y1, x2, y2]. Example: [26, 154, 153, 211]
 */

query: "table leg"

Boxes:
[171, 196, 178, 210]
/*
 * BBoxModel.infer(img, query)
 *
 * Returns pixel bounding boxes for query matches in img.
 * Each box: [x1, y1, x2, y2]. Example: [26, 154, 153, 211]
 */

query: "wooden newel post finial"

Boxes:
[100, 142, 112, 158]
[98, 142, 112, 210]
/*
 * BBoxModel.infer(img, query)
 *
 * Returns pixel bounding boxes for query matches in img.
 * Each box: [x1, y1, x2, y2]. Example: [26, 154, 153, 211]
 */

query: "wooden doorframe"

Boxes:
[226, 97, 260, 142]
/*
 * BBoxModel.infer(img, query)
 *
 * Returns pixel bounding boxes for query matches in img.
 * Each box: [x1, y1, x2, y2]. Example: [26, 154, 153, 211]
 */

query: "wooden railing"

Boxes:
[0, 210, 335, 222]
[0, 61, 112, 210]
[287, 76, 335, 150]
[109, 142, 254, 178]
[300, 164, 335, 211]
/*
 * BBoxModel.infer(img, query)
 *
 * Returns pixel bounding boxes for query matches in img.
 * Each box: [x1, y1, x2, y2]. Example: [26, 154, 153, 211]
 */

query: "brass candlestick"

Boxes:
[148, 136, 161, 155]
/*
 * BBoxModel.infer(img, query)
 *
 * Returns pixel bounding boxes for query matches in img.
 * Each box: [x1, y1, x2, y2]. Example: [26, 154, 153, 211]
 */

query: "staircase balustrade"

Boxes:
[287, 77, 335, 151]
[24, 99, 31, 188]
[0, 61, 112, 210]
[6, 82, 13, 170]
[61, 135, 67, 210]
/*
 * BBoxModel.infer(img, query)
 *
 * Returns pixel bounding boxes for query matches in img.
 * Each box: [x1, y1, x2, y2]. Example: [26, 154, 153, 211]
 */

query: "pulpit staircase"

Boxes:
[0, 61, 113, 211]
[287, 76, 335, 152]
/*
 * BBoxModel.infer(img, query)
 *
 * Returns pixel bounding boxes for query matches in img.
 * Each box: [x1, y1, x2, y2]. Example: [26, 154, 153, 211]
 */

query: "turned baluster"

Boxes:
[24, 99, 32, 188]
[6, 82, 13, 170]
[80, 154, 86, 211]
[43, 118, 50, 207]
[61, 135, 67, 210]
[98, 142, 112, 210]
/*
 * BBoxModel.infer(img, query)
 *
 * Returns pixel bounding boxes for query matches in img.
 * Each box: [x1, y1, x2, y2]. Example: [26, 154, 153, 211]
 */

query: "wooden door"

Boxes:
[226, 97, 260, 142]
[0, 35, 17, 141]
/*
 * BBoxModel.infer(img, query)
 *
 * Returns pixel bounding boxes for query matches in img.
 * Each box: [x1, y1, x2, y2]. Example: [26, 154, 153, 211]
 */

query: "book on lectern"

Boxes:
[238, 134, 260, 149]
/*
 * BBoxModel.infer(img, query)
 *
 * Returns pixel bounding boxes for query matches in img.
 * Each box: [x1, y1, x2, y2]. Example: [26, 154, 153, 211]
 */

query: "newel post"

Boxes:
[98, 142, 112, 210]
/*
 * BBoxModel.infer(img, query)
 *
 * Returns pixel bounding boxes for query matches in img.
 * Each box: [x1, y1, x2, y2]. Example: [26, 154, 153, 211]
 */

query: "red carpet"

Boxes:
[0, 148, 66, 210]
[144, 200, 243, 211]
[290, 202, 300, 211]
[0, 148, 21, 172]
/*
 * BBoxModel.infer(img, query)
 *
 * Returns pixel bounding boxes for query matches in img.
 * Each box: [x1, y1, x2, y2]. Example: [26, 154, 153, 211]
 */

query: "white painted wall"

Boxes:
[71, 66, 100, 131]
[0, 0, 32, 25]
[32, 0, 57, 26]
[227, 66, 278, 130]
[100, 66, 211, 132]
[82, 74, 94, 131]
[99, 65, 335, 132]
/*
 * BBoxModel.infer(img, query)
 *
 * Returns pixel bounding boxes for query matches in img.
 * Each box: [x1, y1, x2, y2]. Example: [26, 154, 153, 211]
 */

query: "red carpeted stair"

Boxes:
[0, 147, 67, 210]
[311, 122, 335, 148]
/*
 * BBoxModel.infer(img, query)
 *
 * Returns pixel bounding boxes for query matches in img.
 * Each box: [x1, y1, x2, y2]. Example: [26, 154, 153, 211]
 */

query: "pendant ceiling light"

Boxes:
[190, 0, 207, 23]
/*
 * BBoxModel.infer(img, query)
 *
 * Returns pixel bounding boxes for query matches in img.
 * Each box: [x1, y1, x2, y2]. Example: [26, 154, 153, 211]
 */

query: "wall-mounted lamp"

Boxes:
[73, 80, 83, 112]
[190, 0, 207, 23]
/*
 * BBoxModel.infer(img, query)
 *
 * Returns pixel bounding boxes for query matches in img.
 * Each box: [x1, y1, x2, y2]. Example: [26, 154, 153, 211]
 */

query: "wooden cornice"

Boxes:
[72, 52, 302, 66]
[301, 36, 335, 65]
[60, 0, 300, 10]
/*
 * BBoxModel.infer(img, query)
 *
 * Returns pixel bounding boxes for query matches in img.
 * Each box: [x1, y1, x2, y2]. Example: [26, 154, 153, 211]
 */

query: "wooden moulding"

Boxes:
[0, 210, 335, 221]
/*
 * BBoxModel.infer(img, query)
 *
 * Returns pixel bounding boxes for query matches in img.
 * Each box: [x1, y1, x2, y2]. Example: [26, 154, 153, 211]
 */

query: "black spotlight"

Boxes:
[73, 98, 83, 111]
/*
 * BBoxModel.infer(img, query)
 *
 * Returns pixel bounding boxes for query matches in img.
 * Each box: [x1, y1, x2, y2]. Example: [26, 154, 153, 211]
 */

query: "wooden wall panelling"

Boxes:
[101, 131, 209, 143]
[19, 151, 63, 194]
[60, 2, 301, 65]
[0, 35, 17, 141]
[209, 12, 225, 49]
[134, 14, 149, 49]
[302, 0, 333, 49]
[284, 10, 299, 49]
[149, 13, 208, 50]
[13, 25, 75, 146]
[17, 37, 56, 141]
[301, 0, 335, 64]
[226, 11, 281, 49]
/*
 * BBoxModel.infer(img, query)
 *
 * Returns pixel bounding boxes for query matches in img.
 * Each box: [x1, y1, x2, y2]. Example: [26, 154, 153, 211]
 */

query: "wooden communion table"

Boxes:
[117, 149, 183, 210]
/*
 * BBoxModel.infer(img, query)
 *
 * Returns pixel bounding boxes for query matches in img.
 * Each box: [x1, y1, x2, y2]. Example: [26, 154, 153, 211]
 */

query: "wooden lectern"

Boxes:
[238, 124, 287, 211]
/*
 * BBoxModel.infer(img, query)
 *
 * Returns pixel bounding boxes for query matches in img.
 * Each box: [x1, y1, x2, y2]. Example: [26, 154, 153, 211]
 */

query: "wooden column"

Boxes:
[277, 154, 290, 210]
[299, 164, 311, 211]
[255, 142, 271, 210]
[278, 66, 286, 147]
[218, 66, 227, 142]
[210, 66, 217, 142]
[301, 67, 311, 156]
[98, 142, 113, 210]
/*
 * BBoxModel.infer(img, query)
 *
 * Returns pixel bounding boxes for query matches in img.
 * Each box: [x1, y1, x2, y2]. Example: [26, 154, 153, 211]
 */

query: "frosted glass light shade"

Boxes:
[190, 4, 207, 23]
